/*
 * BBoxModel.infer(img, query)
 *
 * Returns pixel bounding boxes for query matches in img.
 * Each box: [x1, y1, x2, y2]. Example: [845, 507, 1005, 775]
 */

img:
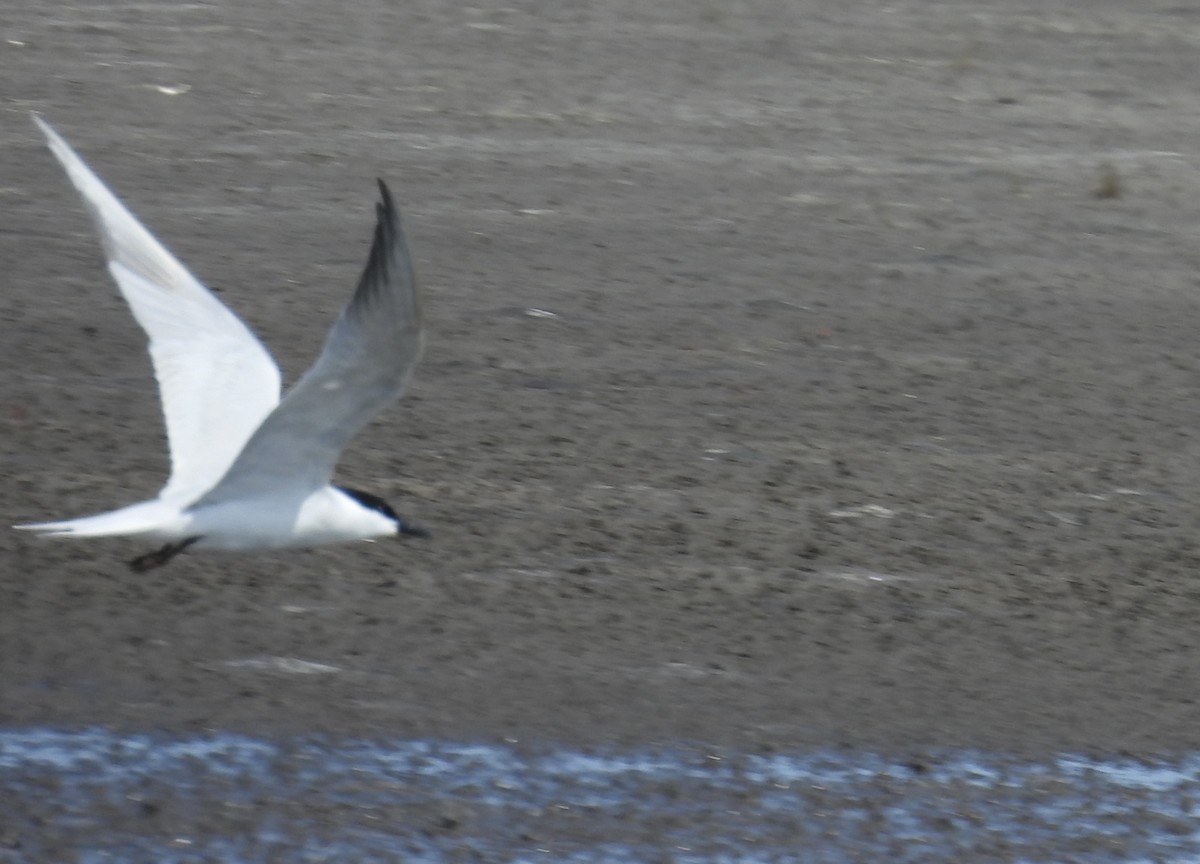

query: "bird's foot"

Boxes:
[129, 536, 201, 572]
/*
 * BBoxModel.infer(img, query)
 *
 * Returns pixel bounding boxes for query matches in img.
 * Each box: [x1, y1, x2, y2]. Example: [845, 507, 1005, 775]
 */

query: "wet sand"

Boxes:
[4, 729, 1196, 861]
[5, 0, 1200, 765]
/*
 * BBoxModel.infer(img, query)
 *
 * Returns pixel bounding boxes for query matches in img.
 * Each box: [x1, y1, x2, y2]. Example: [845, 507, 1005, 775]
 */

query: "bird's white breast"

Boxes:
[185, 486, 395, 550]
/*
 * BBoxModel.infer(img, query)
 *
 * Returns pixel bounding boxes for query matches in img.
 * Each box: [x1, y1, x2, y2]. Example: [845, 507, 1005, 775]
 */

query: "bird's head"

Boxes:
[337, 485, 429, 539]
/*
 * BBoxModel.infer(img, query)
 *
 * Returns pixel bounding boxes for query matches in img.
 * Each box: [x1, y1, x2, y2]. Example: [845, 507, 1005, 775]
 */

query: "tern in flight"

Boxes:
[16, 117, 427, 571]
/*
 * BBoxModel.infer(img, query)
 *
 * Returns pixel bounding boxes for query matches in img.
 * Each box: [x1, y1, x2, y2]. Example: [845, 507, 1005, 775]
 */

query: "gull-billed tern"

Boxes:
[15, 117, 427, 571]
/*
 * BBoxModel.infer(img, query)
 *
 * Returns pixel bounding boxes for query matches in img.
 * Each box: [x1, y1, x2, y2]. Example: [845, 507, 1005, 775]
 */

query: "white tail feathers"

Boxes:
[14, 500, 175, 539]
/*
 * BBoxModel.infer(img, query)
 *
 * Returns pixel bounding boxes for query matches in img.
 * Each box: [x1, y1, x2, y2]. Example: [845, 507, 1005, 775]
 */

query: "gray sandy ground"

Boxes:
[4, 0, 1200, 771]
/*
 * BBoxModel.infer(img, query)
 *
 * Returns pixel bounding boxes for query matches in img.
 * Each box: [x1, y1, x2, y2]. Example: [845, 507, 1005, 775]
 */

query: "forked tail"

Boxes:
[14, 500, 173, 539]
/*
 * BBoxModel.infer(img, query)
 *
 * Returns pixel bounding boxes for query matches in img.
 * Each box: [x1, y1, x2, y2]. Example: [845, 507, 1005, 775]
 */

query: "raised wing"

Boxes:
[35, 116, 282, 504]
[194, 180, 423, 506]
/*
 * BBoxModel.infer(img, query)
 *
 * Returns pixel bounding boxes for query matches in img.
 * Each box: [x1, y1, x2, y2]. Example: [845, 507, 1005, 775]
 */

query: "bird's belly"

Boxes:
[186, 489, 389, 551]
[185, 500, 308, 551]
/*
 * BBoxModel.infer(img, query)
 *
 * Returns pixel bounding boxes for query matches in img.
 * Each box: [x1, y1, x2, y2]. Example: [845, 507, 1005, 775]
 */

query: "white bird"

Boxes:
[15, 117, 427, 571]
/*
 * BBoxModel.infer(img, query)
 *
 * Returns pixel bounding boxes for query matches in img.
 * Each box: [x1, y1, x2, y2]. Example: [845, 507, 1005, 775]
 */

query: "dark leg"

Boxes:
[129, 536, 202, 572]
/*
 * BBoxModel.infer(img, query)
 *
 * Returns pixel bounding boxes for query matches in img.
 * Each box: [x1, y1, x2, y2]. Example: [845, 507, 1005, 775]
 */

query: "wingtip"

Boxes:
[31, 114, 67, 153]
[376, 178, 394, 209]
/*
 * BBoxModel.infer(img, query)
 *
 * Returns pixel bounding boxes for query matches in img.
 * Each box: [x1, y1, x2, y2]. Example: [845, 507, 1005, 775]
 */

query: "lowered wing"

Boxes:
[194, 180, 422, 506]
[35, 116, 282, 504]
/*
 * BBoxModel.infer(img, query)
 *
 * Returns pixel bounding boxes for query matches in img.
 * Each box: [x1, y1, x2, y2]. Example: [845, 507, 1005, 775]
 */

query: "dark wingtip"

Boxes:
[348, 176, 416, 326]
[354, 180, 400, 302]
[374, 179, 395, 226]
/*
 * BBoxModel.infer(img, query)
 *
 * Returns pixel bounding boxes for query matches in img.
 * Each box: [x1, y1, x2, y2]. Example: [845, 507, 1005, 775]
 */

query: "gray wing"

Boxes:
[194, 180, 423, 506]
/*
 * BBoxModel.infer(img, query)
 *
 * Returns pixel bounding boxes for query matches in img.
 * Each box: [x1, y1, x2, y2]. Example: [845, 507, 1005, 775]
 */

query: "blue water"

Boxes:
[2, 728, 1198, 863]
